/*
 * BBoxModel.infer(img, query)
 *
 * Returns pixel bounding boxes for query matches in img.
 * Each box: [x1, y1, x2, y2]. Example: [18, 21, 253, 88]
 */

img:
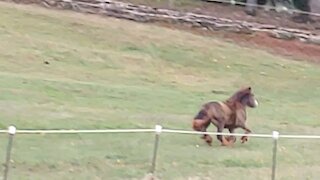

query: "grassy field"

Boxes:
[0, 2, 320, 180]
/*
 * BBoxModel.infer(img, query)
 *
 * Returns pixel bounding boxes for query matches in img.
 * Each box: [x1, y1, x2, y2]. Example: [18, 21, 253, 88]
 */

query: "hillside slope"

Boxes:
[0, 2, 320, 179]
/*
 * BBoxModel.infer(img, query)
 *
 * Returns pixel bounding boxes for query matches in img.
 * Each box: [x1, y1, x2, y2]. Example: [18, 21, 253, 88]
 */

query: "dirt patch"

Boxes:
[156, 22, 320, 64]
[121, 0, 320, 63]
[223, 33, 320, 63]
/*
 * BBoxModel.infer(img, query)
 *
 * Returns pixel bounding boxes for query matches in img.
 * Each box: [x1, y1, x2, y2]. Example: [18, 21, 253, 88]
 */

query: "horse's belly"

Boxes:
[223, 114, 235, 125]
[211, 119, 219, 127]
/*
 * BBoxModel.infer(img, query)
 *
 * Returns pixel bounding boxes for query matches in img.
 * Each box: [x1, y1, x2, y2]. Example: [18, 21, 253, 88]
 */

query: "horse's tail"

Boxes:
[192, 109, 211, 131]
[194, 109, 207, 120]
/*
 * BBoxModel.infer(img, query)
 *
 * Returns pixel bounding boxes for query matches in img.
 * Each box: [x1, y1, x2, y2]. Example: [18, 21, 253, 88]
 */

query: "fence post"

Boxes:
[3, 126, 16, 180]
[149, 125, 162, 175]
[271, 131, 279, 180]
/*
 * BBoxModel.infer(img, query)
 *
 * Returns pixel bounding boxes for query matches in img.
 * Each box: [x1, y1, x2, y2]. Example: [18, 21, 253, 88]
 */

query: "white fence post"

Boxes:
[3, 126, 16, 180]
[271, 131, 279, 180]
[149, 125, 162, 175]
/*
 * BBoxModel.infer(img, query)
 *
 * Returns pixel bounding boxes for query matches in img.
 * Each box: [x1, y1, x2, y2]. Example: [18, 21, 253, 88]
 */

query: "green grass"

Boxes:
[0, 2, 320, 180]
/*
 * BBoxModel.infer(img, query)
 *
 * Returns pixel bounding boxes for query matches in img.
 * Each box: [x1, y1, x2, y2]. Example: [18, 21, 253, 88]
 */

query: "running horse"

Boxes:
[192, 87, 258, 146]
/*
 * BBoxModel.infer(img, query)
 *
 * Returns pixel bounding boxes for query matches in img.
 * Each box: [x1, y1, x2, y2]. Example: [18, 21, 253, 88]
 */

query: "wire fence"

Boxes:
[2, 125, 320, 180]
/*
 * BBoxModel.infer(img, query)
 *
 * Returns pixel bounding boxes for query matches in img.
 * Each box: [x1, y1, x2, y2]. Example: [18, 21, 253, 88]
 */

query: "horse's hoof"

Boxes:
[221, 142, 233, 147]
[241, 136, 248, 143]
[226, 136, 236, 143]
[205, 137, 212, 146]
[203, 135, 212, 144]
[205, 138, 213, 146]
[221, 139, 232, 147]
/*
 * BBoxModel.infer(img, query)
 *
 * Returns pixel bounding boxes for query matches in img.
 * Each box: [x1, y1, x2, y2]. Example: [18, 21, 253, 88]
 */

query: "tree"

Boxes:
[292, 0, 313, 23]
[245, 0, 271, 16]
[244, 0, 313, 23]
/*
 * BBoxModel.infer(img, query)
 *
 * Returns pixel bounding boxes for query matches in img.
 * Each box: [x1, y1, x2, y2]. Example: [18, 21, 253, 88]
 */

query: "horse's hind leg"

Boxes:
[226, 127, 236, 144]
[216, 123, 230, 146]
[201, 122, 212, 146]
[202, 133, 212, 146]
[192, 119, 212, 146]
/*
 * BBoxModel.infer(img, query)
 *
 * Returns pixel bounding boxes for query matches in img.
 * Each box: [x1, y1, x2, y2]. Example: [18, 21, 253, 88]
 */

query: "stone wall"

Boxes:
[4, 0, 320, 45]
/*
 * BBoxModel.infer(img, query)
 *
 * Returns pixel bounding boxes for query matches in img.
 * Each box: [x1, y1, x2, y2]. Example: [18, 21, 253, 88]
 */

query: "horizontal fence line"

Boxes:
[1, 127, 320, 139]
[280, 134, 320, 139]
[161, 129, 273, 138]
[16, 129, 155, 134]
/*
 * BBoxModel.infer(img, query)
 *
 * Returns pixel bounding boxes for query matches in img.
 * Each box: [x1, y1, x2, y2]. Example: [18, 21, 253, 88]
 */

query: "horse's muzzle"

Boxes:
[253, 99, 259, 107]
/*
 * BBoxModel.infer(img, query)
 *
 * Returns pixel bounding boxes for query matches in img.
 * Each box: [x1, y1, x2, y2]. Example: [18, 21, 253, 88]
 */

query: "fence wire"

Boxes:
[0, 125, 320, 180]
[1, 126, 320, 139]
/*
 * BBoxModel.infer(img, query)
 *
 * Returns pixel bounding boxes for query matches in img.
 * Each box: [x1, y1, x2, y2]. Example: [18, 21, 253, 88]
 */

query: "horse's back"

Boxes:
[199, 101, 225, 120]
[193, 101, 219, 120]
[203, 101, 236, 125]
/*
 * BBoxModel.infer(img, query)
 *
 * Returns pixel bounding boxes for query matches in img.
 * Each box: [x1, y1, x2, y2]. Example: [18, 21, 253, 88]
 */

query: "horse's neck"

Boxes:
[235, 106, 247, 125]
[224, 100, 247, 111]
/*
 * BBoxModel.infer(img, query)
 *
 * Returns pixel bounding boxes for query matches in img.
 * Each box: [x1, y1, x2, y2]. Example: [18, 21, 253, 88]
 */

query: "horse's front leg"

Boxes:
[240, 126, 251, 144]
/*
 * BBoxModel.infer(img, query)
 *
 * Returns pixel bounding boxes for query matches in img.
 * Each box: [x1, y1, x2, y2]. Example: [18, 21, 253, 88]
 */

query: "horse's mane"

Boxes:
[225, 87, 251, 105]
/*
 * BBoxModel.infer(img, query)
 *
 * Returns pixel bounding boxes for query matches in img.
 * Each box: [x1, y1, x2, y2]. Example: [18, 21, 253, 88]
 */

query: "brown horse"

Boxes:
[192, 87, 258, 146]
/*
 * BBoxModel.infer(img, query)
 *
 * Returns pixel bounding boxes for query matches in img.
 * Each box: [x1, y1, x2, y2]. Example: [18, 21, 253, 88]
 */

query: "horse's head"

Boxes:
[227, 86, 258, 108]
[242, 87, 258, 108]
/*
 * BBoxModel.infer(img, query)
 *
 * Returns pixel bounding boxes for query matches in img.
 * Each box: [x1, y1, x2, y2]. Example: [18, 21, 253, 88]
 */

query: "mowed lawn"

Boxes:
[0, 2, 320, 180]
